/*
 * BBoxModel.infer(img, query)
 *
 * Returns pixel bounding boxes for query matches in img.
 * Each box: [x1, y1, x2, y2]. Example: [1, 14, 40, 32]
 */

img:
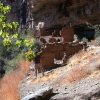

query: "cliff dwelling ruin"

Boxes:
[2, 0, 99, 70]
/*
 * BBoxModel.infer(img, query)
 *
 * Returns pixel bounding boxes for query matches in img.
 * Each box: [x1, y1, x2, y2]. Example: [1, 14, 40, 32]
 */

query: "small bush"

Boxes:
[25, 50, 35, 62]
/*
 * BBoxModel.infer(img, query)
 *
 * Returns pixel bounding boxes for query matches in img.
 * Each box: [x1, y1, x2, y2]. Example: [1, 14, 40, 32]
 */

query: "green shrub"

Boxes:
[4, 52, 24, 74]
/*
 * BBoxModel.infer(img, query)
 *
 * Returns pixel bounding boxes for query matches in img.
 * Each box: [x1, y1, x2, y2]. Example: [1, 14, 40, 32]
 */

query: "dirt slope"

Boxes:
[20, 45, 100, 100]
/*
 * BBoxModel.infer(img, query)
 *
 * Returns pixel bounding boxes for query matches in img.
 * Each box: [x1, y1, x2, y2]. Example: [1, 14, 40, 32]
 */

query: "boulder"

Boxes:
[21, 86, 53, 100]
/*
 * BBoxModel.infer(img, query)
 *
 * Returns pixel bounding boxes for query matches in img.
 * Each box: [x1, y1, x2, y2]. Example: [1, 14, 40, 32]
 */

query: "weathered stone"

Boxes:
[21, 86, 53, 100]
[61, 27, 74, 42]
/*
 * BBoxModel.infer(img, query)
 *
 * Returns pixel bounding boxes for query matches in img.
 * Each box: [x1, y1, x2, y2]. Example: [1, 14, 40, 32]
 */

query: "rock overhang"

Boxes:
[27, 0, 64, 13]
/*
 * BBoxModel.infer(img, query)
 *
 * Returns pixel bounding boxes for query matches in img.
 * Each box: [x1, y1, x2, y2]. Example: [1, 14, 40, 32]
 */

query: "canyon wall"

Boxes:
[2, 0, 100, 30]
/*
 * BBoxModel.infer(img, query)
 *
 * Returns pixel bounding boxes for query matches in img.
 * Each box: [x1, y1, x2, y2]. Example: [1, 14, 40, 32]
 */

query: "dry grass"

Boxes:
[59, 46, 100, 85]
[66, 67, 89, 83]
[0, 60, 32, 100]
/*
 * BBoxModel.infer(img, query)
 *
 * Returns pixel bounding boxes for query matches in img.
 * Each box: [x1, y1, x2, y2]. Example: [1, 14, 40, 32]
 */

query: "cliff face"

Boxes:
[3, 0, 100, 30]
[26, 0, 100, 28]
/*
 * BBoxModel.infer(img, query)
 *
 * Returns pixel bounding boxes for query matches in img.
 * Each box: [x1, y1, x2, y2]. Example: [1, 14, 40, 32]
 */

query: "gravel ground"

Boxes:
[20, 73, 100, 100]
[51, 77, 100, 100]
[20, 46, 100, 100]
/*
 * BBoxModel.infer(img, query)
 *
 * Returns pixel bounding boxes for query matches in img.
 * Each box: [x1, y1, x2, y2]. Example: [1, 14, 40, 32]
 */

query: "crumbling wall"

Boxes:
[61, 27, 74, 42]
[64, 43, 83, 56]
[40, 28, 54, 36]
[40, 27, 74, 43]
[40, 43, 64, 70]
[40, 52, 55, 70]
[40, 42, 83, 70]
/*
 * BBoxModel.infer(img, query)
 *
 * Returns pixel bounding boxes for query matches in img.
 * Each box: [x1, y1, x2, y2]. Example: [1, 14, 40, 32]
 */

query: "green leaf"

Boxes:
[3, 38, 12, 47]
[12, 33, 19, 39]
[15, 40, 22, 47]
[12, 22, 19, 29]
[7, 23, 13, 29]
[1, 32, 9, 38]
[0, 30, 2, 36]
